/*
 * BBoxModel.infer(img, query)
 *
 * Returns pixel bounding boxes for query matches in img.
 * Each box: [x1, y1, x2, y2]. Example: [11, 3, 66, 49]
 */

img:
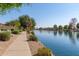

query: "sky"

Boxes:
[1, 3, 79, 28]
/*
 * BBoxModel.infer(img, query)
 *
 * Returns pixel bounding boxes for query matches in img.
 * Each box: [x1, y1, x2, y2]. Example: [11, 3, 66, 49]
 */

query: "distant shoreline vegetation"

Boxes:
[35, 18, 79, 32]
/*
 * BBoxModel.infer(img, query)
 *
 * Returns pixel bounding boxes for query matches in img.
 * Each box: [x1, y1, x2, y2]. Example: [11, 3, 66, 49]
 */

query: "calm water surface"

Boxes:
[34, 30, 79, 56]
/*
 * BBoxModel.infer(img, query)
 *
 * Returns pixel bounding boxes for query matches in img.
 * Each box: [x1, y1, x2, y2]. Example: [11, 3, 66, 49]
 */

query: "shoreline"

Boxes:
[27, 31, 53, 56]
[27, 41, 43, 56]
[37, 40, 54, 56]
[35, 29, 79, 32]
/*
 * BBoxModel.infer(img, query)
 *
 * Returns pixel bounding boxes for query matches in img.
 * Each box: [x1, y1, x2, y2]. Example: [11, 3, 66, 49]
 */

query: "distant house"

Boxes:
[0, 23, 15, 31]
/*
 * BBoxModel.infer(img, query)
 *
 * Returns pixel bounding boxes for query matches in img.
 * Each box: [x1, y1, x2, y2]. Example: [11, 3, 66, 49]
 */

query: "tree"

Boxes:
[19, 15, 30, 29]
[5, 20, 21, 28]
[69, 18, 77, 30]
[29, 18, 36, 30]
[14, 20, 21, 28]
[68, 23, 73, 30]
[64, 25, 68, 30]
[0, 3, 22, 14]
[5, 15, 36, 31]
[71, 18, 77, 24]
[58, 25, 63, 30]
[76, 23, 79, 29]
[53, 24, 58, 30]
[19, 15, 36, 30]
[0, 3, 31, 15]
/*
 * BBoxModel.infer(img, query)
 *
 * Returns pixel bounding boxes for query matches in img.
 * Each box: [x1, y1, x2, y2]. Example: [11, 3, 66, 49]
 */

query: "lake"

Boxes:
[34, 30, 79, 56]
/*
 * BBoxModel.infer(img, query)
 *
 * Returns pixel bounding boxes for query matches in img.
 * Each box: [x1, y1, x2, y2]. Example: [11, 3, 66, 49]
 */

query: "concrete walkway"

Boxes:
[2, 32, 31, 56]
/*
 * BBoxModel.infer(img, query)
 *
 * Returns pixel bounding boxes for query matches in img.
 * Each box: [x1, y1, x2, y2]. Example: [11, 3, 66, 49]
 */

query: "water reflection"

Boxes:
[39, 30, 51, 34]
[47, 31, 51, 34]
[58, 30, 63, 36]
[68, 31, 76, 44]
[35, 30, 78, 44]
[34, 30, 79, 55]
[53, 31, 57, 36]
[63, 31, 68, 36]
[77, 32, 79, 40]
[39, 30, 43, 33]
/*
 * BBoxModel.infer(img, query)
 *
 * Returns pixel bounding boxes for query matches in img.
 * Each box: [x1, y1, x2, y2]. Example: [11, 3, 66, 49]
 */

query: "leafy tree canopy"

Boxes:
[19, 15, 36, 30]
[5, 20, 21, 27]
[0, 3, 22, 14]
[76, 23, 79, 29]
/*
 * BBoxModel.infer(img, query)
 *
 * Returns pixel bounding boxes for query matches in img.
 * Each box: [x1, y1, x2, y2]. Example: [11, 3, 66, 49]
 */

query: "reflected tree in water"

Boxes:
[63, 31, 68, 36]
[76, 32, 79, 40]
[68, 31, 76, 44]
[58, 30, 63, 36]
[47, 31, 51, 34]
[39, 30, 43, 33]
[53, 31, 57, 36]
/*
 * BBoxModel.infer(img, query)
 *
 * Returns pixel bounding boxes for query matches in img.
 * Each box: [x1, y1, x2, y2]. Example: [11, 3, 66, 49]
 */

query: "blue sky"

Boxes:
[1, 3, 79, 27]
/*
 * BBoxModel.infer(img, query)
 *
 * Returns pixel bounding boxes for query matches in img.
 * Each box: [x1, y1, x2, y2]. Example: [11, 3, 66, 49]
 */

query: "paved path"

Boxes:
[2, 32, 31, 56]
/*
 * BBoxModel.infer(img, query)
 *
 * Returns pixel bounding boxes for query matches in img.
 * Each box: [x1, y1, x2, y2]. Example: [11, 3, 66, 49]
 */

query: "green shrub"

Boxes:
[11, 30, 20, 34]
[27, 30, 30, 33]
[31, 31, 35, 35]
[19, 30, 22, 32]
[29, 35, 38, 41]
[1, 29, 7, 31]
[0, 32, 11, 41]
[11, 29, 14, 31]
[37, 47, 52, 56]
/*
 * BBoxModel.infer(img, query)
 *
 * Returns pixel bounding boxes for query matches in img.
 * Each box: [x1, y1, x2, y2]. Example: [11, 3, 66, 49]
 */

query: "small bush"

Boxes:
[1, 29, 7, 31]
[19, 30, 22, 32]
[27, 30, 30, 33]
[11, 29, 14, 31]
[31, 31, 35, 35]
[0, 32, 11, 41]
[29, 35, 38, 41]
[11, 30, 20, 34]
[37, 47, 52, 56]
